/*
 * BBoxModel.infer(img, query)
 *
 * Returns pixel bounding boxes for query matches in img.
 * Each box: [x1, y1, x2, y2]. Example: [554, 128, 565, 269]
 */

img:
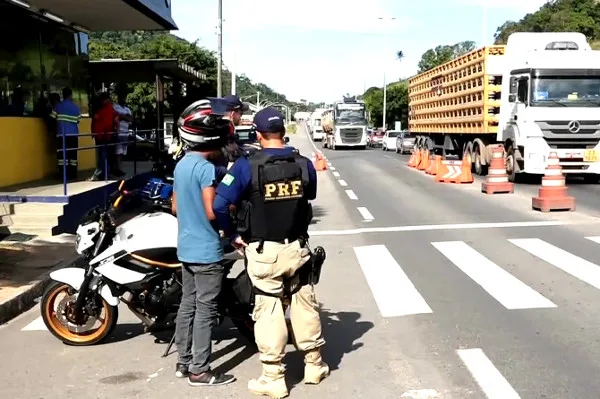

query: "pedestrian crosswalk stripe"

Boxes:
[432, 241, 556, 310]
[509, 238, 600, 290]
[457, 348, 521, 399]
[585, 236, 600, 245]
[353, 245, 433, 317]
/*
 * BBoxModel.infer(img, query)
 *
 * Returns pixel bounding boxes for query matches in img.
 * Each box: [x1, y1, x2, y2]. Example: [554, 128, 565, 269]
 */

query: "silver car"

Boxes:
[395, 131, 415, 154]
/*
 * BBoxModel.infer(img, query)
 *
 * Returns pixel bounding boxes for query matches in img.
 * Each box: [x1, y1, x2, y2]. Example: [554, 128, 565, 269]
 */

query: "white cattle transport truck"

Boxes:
[322, 97, 369, 150]
[408, 32, 600, 182]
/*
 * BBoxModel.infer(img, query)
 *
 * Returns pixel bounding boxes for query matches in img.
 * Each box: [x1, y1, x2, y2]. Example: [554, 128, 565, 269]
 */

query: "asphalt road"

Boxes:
[4, 126, 600, 398]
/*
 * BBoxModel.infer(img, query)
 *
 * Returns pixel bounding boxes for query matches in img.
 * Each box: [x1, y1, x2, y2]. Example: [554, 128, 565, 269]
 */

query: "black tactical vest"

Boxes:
[243, 150, 311, 242]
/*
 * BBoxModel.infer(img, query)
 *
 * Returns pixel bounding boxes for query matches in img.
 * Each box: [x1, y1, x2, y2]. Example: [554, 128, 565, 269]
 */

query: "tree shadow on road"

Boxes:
[284, 308, 374, 392]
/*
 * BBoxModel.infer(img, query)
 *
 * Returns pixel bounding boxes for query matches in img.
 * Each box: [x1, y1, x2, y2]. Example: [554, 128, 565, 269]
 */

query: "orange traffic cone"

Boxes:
[424, 154, 436, 175]
[427, 155, 441, 175]
[532, 152, 575, 212]
[407, 150, 416, 167]
[482, 146, 513, 194]
[418, 149, 430, 171]
[409, 149, 421, 168]
[314, 152, 327, 171]
[435, 160, 463, 183]
[450, 156, 473, 184]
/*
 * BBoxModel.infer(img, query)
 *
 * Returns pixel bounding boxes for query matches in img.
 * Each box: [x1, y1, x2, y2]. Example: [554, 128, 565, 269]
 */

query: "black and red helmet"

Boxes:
[177, 99, 229, 148]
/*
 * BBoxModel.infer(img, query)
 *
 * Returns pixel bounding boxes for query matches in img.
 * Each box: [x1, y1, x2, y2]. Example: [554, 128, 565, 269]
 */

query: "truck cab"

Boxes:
[499, 32, 600, 179]
[322, 97, 368, 150]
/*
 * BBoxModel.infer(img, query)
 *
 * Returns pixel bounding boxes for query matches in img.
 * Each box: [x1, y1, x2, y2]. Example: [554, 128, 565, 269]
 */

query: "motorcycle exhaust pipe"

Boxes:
[121, 293, 156, 329]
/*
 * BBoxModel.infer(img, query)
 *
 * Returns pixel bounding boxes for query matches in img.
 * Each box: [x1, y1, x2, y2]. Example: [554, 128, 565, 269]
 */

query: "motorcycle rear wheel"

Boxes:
[41, 281, 118, 346]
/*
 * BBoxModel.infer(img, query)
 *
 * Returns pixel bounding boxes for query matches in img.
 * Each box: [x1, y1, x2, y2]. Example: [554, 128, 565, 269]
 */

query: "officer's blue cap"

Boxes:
[220, 95, 250, 112]
[207, 97, 228, 115]
[253, 107, 286, 134]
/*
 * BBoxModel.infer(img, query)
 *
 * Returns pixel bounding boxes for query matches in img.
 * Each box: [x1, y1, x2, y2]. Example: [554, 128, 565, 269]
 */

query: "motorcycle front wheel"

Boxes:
[41, 281, 118, 346]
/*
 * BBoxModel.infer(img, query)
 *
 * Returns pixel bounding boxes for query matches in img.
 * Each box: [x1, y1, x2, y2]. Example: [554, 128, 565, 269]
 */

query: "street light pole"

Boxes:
[217, 0, 223, 96]
[378, 17, 395, 129]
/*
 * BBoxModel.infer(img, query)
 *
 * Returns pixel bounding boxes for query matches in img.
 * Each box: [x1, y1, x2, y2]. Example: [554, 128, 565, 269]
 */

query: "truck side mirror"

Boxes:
[508, 94, 517, 103]
[509, 77, 518, 94]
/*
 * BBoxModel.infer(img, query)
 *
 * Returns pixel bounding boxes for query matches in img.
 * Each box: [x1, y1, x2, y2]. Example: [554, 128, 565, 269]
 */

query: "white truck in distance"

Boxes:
[321, 98, 368, 150]
[309, 108, 328, 141]
[408, 32, 600, 182]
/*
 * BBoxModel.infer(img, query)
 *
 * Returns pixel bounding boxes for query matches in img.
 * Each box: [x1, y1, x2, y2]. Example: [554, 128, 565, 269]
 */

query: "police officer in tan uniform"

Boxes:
[213, 107, 328, 398]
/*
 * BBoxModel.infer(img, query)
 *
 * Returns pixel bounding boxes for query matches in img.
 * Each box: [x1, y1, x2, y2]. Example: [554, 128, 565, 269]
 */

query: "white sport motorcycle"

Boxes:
[40, 182, 255, 346]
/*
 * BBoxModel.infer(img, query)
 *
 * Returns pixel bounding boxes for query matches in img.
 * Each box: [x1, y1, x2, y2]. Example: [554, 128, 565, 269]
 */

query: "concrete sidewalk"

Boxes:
[0, 235, 78, 325]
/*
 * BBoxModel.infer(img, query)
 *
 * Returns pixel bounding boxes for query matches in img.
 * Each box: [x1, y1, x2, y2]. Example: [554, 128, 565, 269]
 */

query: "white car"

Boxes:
[382, 130, 400, 151]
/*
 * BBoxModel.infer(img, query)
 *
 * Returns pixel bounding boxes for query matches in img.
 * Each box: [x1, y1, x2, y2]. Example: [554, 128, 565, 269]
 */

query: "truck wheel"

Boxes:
[473, 145, 487, 176]
[506, 145, 517, 182]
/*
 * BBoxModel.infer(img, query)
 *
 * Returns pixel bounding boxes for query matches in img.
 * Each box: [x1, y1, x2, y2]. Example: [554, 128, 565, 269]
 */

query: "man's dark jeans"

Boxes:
[175, 262, 224, 374]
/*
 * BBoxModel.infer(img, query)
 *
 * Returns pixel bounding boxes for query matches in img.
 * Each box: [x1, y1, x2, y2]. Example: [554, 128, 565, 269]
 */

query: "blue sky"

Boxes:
[171, 0, 548, 103]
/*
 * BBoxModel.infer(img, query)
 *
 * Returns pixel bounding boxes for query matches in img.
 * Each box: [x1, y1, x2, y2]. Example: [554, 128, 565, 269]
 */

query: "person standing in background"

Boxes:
[51, 87, 81, 180]
[113, 92, 133, 176]
[89, 92, 122, 181]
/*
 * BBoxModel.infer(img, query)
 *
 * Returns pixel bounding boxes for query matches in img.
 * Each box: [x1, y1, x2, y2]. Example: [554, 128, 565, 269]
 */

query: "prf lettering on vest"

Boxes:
[264, 180, 303, 201]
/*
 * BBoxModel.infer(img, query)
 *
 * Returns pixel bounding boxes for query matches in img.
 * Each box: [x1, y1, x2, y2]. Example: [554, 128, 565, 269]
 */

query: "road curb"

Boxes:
[0, 253, 80, 325]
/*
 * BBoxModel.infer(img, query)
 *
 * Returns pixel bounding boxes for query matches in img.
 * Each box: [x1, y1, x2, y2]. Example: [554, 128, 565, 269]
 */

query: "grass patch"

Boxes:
[286, 123, 297, 134]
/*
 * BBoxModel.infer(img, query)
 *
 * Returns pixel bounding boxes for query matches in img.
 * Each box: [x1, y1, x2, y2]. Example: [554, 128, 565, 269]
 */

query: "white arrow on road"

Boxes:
[442, 165, 461, 179]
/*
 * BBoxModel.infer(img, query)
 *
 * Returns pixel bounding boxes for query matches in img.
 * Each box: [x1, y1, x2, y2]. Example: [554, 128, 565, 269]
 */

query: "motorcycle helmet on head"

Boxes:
[177, 98, 230, 150]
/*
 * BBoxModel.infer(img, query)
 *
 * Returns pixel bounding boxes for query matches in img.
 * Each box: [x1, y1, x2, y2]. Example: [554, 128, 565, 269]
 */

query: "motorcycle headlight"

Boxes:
[75, 234, 81, 248]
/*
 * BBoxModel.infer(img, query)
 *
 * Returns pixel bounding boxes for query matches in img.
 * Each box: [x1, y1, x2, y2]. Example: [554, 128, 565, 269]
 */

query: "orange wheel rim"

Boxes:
[44, 284, 113, 343]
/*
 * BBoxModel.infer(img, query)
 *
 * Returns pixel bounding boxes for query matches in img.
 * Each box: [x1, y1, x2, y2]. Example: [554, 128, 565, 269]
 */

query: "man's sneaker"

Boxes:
[175, 363, 190, 378]
[188, 370, 236, 386]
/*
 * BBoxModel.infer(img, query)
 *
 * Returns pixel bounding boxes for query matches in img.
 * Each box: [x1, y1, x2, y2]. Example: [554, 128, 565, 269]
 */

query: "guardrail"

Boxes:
[56, 128, 165, 196]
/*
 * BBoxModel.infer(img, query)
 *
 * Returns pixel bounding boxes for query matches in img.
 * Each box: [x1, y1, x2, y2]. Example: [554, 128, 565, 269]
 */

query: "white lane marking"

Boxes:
[308, 220, 569, 236]
[353, 245, 432, 317]
[357, 207, 374, 221]
[457, 348, 521, 399]
[329, 166, 336, 171]
[585, 236, 600, 245]
[21, 316, 47, 331]
[400, 389, 440, 398]
[510, 238, 600, 290]
[332, 171, 340, 177]
[338, 179, 348, 187]
[303, 122, 319, 151]
[345, 189, 358, 200]
[432, 241, 555, 309]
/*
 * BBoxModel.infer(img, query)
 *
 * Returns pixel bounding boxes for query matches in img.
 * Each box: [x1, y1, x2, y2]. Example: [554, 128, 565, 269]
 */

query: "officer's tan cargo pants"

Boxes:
[245, 239, 326, 364]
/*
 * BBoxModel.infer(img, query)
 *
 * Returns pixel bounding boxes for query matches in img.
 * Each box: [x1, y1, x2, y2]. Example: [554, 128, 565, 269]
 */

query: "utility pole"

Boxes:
[256, 91, 260, 108]
[217, 0, 223, 96]
[379, 16, 395, 130]
[383, 72, 387, 129]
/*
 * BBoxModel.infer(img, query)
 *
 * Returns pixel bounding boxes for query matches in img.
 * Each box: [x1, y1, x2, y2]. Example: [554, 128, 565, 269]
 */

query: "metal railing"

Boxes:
[56, 128, 165, 196]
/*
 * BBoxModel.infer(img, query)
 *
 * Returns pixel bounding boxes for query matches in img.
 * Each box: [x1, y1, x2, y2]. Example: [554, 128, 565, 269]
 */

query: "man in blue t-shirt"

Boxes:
[213, 108, 327, 398]
[171, 109, 235, 387]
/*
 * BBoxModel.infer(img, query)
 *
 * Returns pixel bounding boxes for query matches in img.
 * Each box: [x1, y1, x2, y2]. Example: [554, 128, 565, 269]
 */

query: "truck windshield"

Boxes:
[335, 108, 367, 125]
[531, 76, 600, 107]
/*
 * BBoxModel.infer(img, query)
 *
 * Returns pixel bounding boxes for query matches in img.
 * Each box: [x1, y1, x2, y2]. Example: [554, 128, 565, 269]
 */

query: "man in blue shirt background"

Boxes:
[171, 107, 235, 387]
[213, 108, 327, 398]
[51, 87, 80, 180]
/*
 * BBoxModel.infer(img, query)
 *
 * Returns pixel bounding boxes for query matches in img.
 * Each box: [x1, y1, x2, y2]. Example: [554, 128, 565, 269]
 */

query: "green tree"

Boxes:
[416, 41, 476, 73]
[494, 0, 600, 44]
[361, 81, 408, 129]
[89, 31, 304, 125]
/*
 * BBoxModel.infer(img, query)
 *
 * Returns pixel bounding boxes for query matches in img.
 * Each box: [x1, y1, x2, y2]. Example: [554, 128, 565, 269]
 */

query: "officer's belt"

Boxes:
[250, 237, 305, 245]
